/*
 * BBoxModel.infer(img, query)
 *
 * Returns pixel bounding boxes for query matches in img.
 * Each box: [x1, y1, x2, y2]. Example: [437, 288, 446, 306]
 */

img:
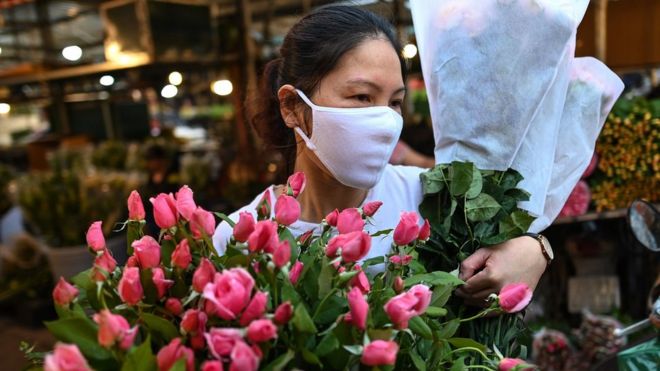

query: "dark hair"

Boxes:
[250, 5, 406, 170]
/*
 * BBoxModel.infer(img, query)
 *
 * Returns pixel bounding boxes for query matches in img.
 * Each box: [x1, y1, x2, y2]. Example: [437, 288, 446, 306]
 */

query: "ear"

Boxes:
[278, 84, 306, 129]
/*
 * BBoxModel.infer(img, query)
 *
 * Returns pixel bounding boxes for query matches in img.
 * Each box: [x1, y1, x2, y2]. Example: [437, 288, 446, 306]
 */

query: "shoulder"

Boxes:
[212, 186, 274, 253]
[370, 165, 426, 210]
[382, 164, 427, 182]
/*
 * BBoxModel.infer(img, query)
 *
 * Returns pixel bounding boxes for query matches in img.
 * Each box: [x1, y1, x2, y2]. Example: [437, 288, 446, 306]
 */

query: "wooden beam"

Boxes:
[594, 0, 607, 62]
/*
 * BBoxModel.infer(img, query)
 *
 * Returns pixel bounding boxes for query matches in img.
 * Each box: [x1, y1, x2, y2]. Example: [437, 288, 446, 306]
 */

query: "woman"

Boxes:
[213, 5, 548, 306]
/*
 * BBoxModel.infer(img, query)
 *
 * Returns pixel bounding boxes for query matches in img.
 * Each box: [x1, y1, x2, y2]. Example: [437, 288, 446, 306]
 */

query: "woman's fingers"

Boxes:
[458, 248, 492, 281]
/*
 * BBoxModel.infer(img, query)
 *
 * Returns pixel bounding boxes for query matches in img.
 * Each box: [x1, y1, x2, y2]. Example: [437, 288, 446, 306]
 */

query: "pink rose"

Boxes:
[92, 249, 118, 281]
[171, 239, 192, 270]
[274, 194, 301, 226]
[86, 221, 105, 252]
[393, 211, 420, 246]
[274, 301, 293, 325]
[52, 277, 78, 307]
[393, 276, 404, 293]
[191, 207, 216, 239]
[126, 255, 138, 268]
[176, 185, 196, 221]
[203, 268, 255, 320]
[559, 180, 591, 217]
[233, 212, 256, 243]
[132, 236, 161, 269]
[247, 220, 279, 253]
[347, 287, 368, 330]
[326, 231, 371, 263]
[93, 309, 137, 350]
[239, 291, 268, 326]
[289, 261, 303, 285]
[206, 328, 243, 358]
[273, 240, 291, 268]
[44, 343, 91, 371]
[350, 268, 370, 294]
[498, 283, 532, 313]
[361, 340, 399, 366]
[157, 338, 194, 371]
[193, 258, 217, 293]
[325, 209, 339, 227]
[150, 193, 178, 229]
[287, 172, 306, 197]
[257, 189, 272, 220]
[246, 319, 277, 343]
[229, 341, 260, 371]
[383, 284, 431, 329]
[181, 309, 207, 336]
[389, 255, 413, 266]
[499, 358, 533, 371]
[418, 218, 431, 241]
[118, 267, 143, 305]
[165, 298, 183, 315]
[201, 360, 224, 371]
[362, 201, 383, 217]
[337, 208, 365, 234]
[582, 153, 598, 179]
[152, 267, 174, 299]
[127, 190, 146, 220]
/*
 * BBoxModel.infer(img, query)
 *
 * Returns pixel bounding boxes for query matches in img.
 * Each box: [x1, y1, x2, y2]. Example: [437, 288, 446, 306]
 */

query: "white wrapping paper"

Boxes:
[530, 58, 625, 231]
[411, 0, 624, 228]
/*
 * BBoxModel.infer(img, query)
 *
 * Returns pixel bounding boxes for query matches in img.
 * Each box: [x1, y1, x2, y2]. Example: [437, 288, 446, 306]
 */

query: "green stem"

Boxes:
[447, 346, 490, 361]
[313, 288, 340, 320]
[465, 366, 495, 371]
[457, 308, 498, 323]
[463, 194, 474, 241]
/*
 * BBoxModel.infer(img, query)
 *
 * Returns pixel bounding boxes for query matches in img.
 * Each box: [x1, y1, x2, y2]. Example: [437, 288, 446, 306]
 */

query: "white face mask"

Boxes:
[294, 89, 403, 190]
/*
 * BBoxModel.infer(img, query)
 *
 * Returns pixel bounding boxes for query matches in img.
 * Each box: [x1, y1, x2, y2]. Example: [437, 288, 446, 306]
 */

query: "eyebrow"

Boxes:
[345, 78, 407, 95]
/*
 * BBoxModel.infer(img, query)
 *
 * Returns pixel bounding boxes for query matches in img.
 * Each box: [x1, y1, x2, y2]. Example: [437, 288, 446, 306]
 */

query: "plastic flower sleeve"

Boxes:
[511, 40, 574, 216]
[529, 57, 624, 232]
[410, 0, 589, 171]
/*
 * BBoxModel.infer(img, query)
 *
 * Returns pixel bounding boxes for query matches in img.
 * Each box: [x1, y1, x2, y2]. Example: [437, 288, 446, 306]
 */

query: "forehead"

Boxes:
[320, 38, 404, 90]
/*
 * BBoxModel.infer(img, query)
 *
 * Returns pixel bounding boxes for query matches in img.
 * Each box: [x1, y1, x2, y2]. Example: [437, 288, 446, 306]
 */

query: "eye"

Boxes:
[390, 99, 403, 108]
[352, 94, 371, 103]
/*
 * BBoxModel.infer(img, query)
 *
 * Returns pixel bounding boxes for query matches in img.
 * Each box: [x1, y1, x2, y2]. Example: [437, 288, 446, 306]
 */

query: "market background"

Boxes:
[0, 0, 658, 370]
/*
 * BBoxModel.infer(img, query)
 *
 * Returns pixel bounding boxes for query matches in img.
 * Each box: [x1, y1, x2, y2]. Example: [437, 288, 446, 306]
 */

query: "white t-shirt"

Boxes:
[212, 165, 425, 261]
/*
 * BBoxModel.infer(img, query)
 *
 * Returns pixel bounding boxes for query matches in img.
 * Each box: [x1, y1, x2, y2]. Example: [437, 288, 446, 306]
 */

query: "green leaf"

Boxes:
[318, 259, 335, 297]
[362, 256, 386, 269]
[505, 188, 531, 202]
[315, 333, 340, 357]
[278, 228, 299, 262]
[263, 349, 295, 371]
[140, 268, 159, 304]
[450, 356, 467, 371]
[465, 194, 501, 222]
[342, 345, 363, 355]
[465, 167, 483, 199]
[292, 304, 317, 333]
[121, 336, 156, 371]
[141, 313, 179, 341]
[426, 306, 448, 317]
[302, 349, 322, 365]
[169, 358, 187, 371]
[214, 212, 236, 227]
[450, 162, 474, 196]
[44, 317, 114, 367]
[420, 167, 447, 195]
[409, 316, 433, 339]
[281, 282, 302, 305]
[371, 229, 393, 238]
[127, 221, 143, 255]
[447, 338, 488, 353]
[410, 350, 427, 371]
[404, 272, 463, 288]
[431, 285, 454, 308]
[436, 319, 460, 339]
[314, 294, 347, 325]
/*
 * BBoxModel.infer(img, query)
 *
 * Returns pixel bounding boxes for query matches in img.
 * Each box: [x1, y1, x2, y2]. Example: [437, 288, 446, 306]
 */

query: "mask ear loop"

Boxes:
[294, 126, 317, 151]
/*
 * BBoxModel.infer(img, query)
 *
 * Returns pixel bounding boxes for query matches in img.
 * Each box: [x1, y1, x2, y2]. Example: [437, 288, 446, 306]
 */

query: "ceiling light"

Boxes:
[402, 43, 418, 59]
[62, 45, 82, 61]
[161, 85, 178, 99]
[211, 80, 233, 96]
[168, 71, 183, 86]
[0, 103, 10, 115]
[99, 75, 115, 86]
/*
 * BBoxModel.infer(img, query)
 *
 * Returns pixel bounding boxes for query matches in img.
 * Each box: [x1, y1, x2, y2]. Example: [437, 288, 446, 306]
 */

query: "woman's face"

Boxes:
[310, 38, 406, 113]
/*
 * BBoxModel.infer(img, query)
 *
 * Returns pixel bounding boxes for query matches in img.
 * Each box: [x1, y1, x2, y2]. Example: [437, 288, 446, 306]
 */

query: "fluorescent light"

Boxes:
[161, 85, 178, 99]
[402, 43, 418, 59]
[62, 45, 83, 61]
[99, 75, 115, 86]
[168, 71, 183, 86]
[211, 80, 233, 96]
[0, 103, 10, 115]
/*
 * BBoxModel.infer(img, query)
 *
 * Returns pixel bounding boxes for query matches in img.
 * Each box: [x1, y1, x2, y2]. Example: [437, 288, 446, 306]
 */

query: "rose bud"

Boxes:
[325, 231, 371, 263]
[118, 267, 143, 306]
[149, 193, 178, 229]
[181, 309, 207, 335]
[350, 268, 371, 294]
[289, 261, 304, 285]
[152, 267, 174, 299]
[132, 236, 161, 269]
[157, 338, 194, 371]
[325, 209, 339, 227]
[229, 341, 259, 371]
[93, 309, 137, 350]
[393, 211, 420, 246]
[498, 283, 532, 313]
[86, 221, 105, 252]
[44, 343, 91, 371]
[202, 268, 254, 321]
[273, 301, 293, 325]
[418, 218, 431, 241]
[239, 291, 268, 326]
[191, 207, 216, 239]
[171, 239, 192, 270]
[274, 194, 301, 226]
[246, 319, 278, 343]
[362, 201, 383, 217]
[52, 277, 78, 306]
[360, 340, 399, 366]
[165, 298, 183, 316]
[286, 172, 306, 197]
[393, 276, 404, 293]
[233, 212, 256, 243]
[347, 287, 368, 330]
[383, 284, 431, 329]
[205, 328, 242, 358]
[127, 190, 146, 220]
[201, 360, 224, 371]
[273, 240, 291, 268]
[247, 220, 279, 253]
[336, 208, 365, 234]
[175, 185, 196, 221]
[92, 249, 118, 281]
[193, 258, 217, 293]
[499, 358, 535, 371]
[256, 189, 272, 220]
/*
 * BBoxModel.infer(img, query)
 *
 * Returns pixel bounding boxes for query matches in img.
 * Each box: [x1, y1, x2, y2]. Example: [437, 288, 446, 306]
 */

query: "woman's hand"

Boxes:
[455, 236, 548, 307]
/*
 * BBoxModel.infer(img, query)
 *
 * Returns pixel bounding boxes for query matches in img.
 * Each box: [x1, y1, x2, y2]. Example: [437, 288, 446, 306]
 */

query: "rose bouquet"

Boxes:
[29, 173, 537, 370]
